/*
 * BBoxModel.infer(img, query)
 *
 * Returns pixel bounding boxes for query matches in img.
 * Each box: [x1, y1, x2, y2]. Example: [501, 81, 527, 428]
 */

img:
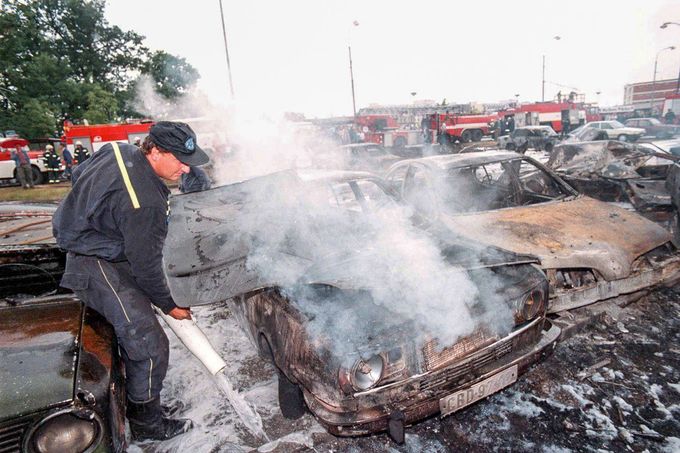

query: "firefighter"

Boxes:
[73, 141, 90, 165]
[53, 121, 209, 441]
[43, 144, 61, 183]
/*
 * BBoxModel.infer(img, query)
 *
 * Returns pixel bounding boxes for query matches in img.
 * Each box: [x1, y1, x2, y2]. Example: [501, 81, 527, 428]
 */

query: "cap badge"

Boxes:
[184, 138, 195, 151]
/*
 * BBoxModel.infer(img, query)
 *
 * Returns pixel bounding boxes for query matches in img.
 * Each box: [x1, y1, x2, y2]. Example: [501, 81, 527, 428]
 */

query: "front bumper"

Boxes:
[303, 320, 561, 437]
[548, 253, 680, 313]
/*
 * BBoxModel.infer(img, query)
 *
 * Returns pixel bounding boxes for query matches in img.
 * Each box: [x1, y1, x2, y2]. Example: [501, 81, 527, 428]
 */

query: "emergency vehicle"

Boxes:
[0, 137, 52, 185]
[62, 119, 153, 153]
[511, 102, 586, 133]
[356, 114, 422, 148]
[423, 113, 497, 143]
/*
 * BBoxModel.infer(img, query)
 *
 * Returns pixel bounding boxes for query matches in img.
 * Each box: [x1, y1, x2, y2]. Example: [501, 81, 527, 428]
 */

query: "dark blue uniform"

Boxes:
[53, 142, 175, 403]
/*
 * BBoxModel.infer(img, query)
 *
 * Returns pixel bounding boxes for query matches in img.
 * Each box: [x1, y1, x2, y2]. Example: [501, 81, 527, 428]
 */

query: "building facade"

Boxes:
[624, 78, 680, 113]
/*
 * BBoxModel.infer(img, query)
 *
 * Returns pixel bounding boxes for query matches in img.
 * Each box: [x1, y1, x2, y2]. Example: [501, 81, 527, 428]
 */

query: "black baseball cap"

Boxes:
[149, 121, 209, 166]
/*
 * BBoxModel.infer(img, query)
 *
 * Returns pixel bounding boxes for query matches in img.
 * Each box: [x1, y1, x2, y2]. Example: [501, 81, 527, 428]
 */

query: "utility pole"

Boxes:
[218, 0, 235, 99]
[541, 55, 545, 102]
[349, 45, 357, 118]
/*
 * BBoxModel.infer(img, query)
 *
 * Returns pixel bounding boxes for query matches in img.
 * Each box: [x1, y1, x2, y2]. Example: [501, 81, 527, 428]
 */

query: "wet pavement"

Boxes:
[131, 287, 680, 453]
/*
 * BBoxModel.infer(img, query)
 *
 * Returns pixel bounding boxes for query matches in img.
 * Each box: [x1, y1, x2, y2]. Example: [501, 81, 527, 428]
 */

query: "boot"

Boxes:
[127, 397, 193, 441]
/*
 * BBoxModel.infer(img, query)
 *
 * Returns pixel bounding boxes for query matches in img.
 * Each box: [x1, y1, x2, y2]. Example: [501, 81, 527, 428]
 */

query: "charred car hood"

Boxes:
[163, 171, 537, 307]
[438, 196, 671, 280]
[0, 300, 81, 421]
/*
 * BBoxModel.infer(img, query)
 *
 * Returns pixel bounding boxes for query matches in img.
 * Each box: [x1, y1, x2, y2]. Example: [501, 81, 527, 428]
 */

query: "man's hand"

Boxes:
[168, 307, 192, 320]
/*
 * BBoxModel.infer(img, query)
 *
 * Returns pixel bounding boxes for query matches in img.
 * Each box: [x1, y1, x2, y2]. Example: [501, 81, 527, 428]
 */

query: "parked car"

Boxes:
[385, 151, 680, 314]
[624, 117, 680, 139]
[162, 170, 560, 442]
[564, 125, 609, 142]
[0, 243, 126, 453]
[583, 121, 644, 142]
[497, 126, 559, 153]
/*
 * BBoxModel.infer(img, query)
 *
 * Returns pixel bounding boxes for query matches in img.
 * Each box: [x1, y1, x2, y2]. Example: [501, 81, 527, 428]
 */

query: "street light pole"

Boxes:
[218, 0, 235, 99]
[651, 46, 676, 113]
[541, 36, 561, 102]
[660, 22, 680, 93]
[348, 20, 359, 118]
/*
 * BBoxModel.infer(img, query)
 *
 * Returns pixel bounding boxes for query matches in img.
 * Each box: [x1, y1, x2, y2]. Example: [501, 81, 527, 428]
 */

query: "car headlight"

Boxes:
[350, 354, 385, 391]
[26, 410, 101, 453]
[515, 286, 546, 324]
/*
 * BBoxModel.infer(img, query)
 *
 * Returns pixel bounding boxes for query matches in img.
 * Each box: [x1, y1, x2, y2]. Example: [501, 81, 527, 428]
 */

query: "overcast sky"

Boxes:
[106, 0, 680, 118]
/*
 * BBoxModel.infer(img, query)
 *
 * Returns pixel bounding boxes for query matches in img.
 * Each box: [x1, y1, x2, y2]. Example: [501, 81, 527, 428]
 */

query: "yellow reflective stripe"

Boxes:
[112, 142, 140, 209]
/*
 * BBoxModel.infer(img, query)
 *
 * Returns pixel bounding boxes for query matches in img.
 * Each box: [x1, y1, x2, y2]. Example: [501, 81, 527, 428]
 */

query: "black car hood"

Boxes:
[0, 300, 81, 421]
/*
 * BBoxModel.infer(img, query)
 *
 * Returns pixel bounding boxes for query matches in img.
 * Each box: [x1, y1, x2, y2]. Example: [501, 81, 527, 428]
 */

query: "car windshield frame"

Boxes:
[608, 120, 625, 128]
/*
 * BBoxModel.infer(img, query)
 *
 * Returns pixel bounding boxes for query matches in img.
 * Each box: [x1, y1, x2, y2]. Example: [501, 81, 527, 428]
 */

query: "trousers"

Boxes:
[61, 253, 170, 402]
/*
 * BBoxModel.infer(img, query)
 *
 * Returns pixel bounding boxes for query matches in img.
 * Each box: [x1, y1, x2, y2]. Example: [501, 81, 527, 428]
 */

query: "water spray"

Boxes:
[156, 309, 269, 441]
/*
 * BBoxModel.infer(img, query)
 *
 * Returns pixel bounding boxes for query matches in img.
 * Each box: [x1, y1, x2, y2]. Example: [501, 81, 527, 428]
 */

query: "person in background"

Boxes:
[43, 144, 61, 183]
[61, 142, 73, 180]
[665, 110, 676, 125]
[133, 136, 142, 148]
[74, 141, 90, 165]
[11, 145, 34, 189]
[179, 166, 212, 194]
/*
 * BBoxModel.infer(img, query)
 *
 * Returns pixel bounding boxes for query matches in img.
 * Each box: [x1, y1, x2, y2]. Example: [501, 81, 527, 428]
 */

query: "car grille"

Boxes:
[418, 334, 514, 392]
[422, 329, 498, 371]
[0, 418, 30, 453]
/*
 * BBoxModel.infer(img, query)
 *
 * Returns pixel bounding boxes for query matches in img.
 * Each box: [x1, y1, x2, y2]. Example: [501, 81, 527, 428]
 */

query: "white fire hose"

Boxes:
[156, 309, 227, 375]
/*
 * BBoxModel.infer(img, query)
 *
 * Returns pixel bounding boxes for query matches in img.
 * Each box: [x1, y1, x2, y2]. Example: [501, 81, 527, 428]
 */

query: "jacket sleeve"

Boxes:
[118, 204, 178, 314]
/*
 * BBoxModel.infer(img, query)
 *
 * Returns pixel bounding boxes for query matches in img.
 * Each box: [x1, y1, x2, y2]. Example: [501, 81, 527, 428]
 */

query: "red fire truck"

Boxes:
[511, 102, 586, 133]
[0, 137, 57, 185]
[423, 113, 498, 143]
[62, 119, 153, 153]
[355, 114, 422, 148]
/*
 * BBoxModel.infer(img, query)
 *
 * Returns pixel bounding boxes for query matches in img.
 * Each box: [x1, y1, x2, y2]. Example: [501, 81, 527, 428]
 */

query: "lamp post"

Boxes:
[661, 22, 680, 93]
[348, 20, 359, 118]
[542, 36, 561, 102]
[651, 45, 676, 113]
[514, 93, 520, 106]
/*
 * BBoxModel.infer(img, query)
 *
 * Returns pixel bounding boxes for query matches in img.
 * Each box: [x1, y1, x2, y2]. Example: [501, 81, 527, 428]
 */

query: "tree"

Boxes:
[144, 51, 200, 100]
[0, 0, 199, 136]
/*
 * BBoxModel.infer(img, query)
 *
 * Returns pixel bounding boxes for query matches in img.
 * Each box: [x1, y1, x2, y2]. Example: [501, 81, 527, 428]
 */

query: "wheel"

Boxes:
[471, 130, 483, 142]
[544, 142, 554, 153]
[393, 136, 406, 149]
[505, 142, 516, 151]
[617, 134, 628, 142]
[258, 334, 306, 419]
[31, 166, 44, 185]
[461, 130, 472, 142]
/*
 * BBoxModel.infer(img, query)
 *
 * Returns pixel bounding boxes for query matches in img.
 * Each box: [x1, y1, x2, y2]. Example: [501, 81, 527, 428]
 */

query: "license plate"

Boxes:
[439, 364, 518, 417]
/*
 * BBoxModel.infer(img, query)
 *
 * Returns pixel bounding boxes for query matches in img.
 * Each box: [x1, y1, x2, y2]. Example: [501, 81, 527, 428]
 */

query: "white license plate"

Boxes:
[439, 364, 518, 417]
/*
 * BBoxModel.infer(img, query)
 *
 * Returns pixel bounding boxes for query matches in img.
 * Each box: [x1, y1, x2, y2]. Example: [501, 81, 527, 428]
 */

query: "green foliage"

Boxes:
[0, 0, 200, 137]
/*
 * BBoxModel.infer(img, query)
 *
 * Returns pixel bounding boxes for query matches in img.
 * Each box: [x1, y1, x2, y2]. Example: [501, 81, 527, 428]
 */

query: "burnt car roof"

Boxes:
[390, 150, 521, 171]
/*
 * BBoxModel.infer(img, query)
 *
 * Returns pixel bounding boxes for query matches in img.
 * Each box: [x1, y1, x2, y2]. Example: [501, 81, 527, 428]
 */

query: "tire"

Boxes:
[471, 130, 483, 142]
[258, 334, 306, 419]
[461, 130, 472, 143]
[31, 167, 44, 185]
[617, 134, 628, 142]
[505, 142, 516, 151]
[544, 142, 554, 153]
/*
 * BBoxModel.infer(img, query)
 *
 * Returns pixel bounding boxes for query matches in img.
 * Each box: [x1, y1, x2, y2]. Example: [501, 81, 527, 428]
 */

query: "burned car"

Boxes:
[385, 151, 680, 313]
[624, 117, 680, 139]
[0, 243, 126, 453]
[546, 140, 677, 229]
[163, 170, 560, 441]
[497, 126, 559, 153]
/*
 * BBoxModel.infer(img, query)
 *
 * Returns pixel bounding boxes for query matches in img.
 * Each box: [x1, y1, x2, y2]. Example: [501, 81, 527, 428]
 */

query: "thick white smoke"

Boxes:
[136, 84, 515, 354]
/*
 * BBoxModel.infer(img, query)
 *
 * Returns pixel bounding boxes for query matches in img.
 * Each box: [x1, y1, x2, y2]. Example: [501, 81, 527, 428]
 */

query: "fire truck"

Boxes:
[0, 137, 54, 185]
[355, 114, 423, 148]
[511, 102, 586, 133]
[423, 113, 498, 143]
[62, 119, 153, 153]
